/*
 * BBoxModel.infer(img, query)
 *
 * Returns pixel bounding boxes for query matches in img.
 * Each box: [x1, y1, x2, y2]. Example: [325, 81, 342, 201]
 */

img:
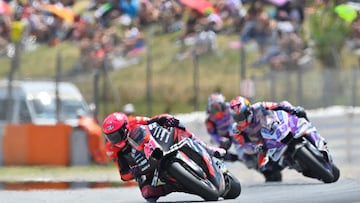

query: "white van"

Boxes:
[0, 80, 93, 126]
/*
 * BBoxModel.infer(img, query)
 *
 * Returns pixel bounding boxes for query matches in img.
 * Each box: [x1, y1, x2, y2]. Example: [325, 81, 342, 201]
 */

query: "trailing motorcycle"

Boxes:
[260, 110, 340, 183]
[128, 122, 241, 201]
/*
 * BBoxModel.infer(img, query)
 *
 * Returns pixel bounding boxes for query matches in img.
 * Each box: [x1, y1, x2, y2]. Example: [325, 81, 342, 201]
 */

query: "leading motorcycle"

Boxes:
[260, 110, 340, 183]
[128, 122, 241, 201]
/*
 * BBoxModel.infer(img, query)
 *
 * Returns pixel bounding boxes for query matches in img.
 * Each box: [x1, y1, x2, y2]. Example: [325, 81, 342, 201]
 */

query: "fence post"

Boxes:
[345, 112, 354, 163]
[146, 25, 154, 116]
[70, 127, 90, 166]
[193, 51, 199, 111]
[270, 71, 276, 101]
[240, 45, 246, 95]
[322, 69, 331, 107]
[93, 69, 100, 123]
[0, 129, 2, 166]
[285, 70, 291, 100]
[102, 62, 108, 117]
[55, 50, 62, 123]
[352, 66, 357, 107]
[297, 66, 303, 106]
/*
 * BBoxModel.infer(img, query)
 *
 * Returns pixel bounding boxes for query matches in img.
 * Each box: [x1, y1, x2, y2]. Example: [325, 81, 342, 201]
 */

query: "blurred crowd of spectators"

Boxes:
[0, 0, 318, 72]
[241, 0, 307, 70]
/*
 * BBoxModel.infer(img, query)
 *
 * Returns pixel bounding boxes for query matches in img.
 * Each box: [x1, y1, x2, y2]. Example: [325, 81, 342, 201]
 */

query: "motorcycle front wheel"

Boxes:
[331, 164, 340, 183]
[222, 172, 241, 199]
[167, 161, 219, 201]
[295, 146, 334, 183]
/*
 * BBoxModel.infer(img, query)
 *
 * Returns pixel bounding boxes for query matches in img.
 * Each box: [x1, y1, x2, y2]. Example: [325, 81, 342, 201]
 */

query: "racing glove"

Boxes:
[149, 115, 180, 127]
[208, 145, 227, 158]
[219, 137, 232, 150]
[292, 106, 308, 120]
[224, 153, 239, 162]
[164, 116, 180, 127]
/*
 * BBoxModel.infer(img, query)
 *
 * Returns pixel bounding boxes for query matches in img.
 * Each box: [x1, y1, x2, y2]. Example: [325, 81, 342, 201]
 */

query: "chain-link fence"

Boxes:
[243, 66, 360, 109]
[72, 42, 360, 116]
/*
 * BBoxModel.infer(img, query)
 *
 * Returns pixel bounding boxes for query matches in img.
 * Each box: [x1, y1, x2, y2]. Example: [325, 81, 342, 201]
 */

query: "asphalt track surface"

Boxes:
[1, 107, 360, 203]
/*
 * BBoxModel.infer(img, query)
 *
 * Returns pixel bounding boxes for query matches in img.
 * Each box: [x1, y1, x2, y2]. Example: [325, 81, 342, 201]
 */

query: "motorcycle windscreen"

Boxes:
[128, 125, 150, 151]
[149, 126, 176, 151]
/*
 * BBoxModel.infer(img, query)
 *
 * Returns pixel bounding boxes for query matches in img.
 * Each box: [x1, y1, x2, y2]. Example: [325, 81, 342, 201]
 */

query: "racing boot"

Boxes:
[258, 154, 283, 182]
[142, 184, 176, 202]
[241, 153, 258, 169]
[262, 169, 282, 182]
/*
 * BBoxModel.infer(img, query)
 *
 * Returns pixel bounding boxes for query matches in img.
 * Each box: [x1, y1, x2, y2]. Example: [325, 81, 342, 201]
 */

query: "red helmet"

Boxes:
[229, 96, 251, 129]
[207, 93, 226, 118]
[102, 112, 129, 144]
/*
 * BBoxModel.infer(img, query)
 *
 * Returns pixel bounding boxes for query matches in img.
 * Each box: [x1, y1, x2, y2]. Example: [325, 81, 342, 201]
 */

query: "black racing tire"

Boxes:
[295, 146, 334, 183]
[222, 172, 241, 199]
[167, 161, 219, 201]
[331, 164, 340, 183]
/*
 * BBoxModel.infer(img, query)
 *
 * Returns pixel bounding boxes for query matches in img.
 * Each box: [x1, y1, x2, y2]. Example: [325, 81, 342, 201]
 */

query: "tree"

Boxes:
[307, 2, 353, 106]
[308, 2, 351, 69]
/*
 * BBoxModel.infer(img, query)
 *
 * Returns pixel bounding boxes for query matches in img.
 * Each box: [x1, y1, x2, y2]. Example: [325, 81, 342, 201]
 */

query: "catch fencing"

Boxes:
[242, 66, 360, 110]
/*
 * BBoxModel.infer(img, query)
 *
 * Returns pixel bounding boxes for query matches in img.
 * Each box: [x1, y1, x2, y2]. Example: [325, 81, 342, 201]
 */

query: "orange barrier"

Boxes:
[3, 182, 69, 190]
[2, 124, 73, 166]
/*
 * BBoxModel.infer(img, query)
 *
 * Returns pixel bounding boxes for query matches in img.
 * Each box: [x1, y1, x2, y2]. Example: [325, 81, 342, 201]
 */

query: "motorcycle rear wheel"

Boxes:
[168, 161, 219, 201]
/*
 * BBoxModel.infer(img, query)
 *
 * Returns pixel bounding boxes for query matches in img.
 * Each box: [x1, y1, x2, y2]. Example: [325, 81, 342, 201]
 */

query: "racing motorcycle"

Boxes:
[260, 110, 340, 183]
[128, 122, 241, 201]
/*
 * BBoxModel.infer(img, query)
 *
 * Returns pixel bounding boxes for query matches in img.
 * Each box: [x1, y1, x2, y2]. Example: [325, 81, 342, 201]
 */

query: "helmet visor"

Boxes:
[209, 103, 225, 114]
[232, 112, 247, 123]
[105, 126, 128, 144]
[214, 111, 225, 119]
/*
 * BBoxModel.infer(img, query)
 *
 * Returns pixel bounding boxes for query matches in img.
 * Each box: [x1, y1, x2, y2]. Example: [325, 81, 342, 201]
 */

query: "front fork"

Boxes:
[213, 157, 228, 194]
[304, 132, 332, 163]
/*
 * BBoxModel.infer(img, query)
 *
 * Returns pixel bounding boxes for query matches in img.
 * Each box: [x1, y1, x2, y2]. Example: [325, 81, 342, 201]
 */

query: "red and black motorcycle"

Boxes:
[128, 122, 241, 201]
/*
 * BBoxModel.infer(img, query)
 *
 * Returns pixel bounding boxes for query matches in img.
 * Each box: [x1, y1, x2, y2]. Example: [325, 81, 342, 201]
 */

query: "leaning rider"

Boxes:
[102, 112, 226, 201]
[228, 96, 307, 182]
